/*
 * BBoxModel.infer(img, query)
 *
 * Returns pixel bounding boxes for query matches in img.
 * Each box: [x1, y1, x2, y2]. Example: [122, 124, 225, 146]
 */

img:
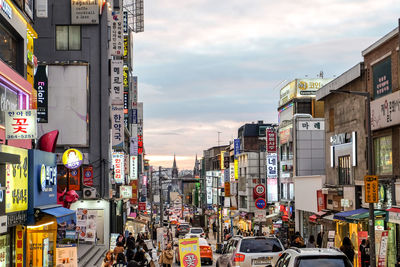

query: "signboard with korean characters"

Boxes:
[5, 110, 37, 139]
[267, 130, 276, 153]
[112, 152, 125, 184]
[297, 120, 324, 131]
[111, 60, 124, 105]
[371, 90, 400, 131]
[120, 186, 132, 198]
[266, 153, 278, 178]
[129, 156, 137, 181]
[111, 105, 124, 148]
[373, 56, 392, 99]
[110, 11, 123, 56]
[71, 0, 99, 24]
[296, 78, 332, 97]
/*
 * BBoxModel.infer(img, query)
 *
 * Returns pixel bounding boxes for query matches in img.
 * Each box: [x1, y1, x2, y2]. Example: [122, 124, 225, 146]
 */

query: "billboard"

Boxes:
[296, 78, 332, 98]
[71, 0, 99, 24]
[38, 65, 88, 146]
[373, 56, 392, 99]
[111, 105, 124, 148]
[267, 153, 278, 178]
[371, 90, 400, 131]
[110, 60, 124, 105]
[279, 80, 296, 107]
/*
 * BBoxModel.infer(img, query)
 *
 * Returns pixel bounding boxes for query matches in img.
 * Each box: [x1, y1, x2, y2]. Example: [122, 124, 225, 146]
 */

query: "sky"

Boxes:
[133, 0, 400, 170]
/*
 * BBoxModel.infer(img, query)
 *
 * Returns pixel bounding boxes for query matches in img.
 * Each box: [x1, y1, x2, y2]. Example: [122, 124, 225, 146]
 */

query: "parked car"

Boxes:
[175, 238, 213, 265]
[274, 247, 353, 267]
[175, 223, 190, 237]
[216, 236, 284, 267]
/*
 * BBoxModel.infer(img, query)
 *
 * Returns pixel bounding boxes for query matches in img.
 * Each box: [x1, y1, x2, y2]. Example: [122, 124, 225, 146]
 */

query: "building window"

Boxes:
[56, 26, 81, 50]
[240, 196, 247, 209]
[338, 155, 351, 185]
[374, 135, 392, 175]
[0, 22, 23, 74]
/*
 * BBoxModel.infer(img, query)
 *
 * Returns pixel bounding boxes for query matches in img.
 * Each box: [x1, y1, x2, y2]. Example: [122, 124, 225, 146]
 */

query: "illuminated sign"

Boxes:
[138, 135, 143, 154]
[267, 154, 278, 178]
[120, 185, 132, 198]
[296, 78, 332, 97]
[130, 156, 137, 181]
[112, 152, 125, 184]
[0, 0, 12, 19]
[40, 164, 56, 192]
[5, 110, 37, 139]
[62, 149, 83, 169]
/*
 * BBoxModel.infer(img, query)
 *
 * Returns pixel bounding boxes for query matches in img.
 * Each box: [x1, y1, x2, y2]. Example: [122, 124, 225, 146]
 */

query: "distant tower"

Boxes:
[193, 154, 200, 178]
[172, 154, 179, 178]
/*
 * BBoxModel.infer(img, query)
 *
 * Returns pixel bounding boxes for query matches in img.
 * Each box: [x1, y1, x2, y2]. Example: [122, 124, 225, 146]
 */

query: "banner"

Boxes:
[234, 139, 240, 158]
[110, 11, 123, 56]
[112, 152, 125, 184]
[178, 238, 201, 267]
[83, 166, 93, 187]
[68, 168, 80, 191]
[110, 60, 124, 105]
[111, 105, 124, 148]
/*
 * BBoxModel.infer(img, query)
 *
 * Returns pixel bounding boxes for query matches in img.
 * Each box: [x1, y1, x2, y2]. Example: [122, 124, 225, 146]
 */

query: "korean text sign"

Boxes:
[112, 152, 125, 184]
[179, 237, 201, 267]
[5, 110, 37, 139]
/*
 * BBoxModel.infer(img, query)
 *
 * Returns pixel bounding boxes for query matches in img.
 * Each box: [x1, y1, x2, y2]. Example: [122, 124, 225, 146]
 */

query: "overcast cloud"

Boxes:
[133, 0, 400, 169]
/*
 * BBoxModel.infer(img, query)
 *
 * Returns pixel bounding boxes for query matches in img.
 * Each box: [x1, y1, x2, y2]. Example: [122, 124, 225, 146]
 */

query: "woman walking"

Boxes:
[159, 243, 174, 267]
[102, 251, 114, 267]
[306, 235, 316, 248]
[340, 237, 355, 264]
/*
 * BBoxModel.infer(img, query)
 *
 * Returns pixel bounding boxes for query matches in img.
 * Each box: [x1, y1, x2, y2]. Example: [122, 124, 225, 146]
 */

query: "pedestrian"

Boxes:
[126, 232, 136, 250]
[116, 234, 125, 247]
[159, 243, 174, 267]
[359, 239, 369, 267]
[102, 251, 114, 267]
[212, 221, 217, 239]
[340, 237, 355, 264]
[306, 235, 316, 248]
[133, 244, 146, 265]
[113, 253, 128, 267]
[237, 228, 242, 236]
[113, 242, 125, 258]
[317, 232, 323, 248]
[291, 233, 305, 248]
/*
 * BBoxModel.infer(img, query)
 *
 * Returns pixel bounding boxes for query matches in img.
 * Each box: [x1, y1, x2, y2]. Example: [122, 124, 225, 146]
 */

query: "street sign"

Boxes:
[364, 175, 379, 203]
[254, 184, 266, 197]
[255, 198, 267, 209]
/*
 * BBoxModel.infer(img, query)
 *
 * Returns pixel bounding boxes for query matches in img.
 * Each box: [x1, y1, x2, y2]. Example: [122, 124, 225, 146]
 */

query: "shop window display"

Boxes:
[374, 135, 392, 175]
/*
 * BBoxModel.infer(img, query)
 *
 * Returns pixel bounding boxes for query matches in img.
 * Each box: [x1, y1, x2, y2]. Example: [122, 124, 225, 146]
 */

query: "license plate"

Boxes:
[252, 258, 271, 265]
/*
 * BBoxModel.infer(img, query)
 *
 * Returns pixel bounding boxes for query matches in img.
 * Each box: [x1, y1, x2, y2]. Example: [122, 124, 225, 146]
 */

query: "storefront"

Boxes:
[70, 199, 110, 246]
[27, 149, 77, 267]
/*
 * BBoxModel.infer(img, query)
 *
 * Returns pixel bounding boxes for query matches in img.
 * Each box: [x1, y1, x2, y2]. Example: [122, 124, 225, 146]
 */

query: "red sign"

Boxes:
[83, 166, 93, 187]
[267, 130, 277, 153]
[130, 180, 138, 205]
[255, 198, 267, 209]
[358, 231, 368, 266]
[253, 184, 266, 199]
[138, 135, 143, 154]
[138, 202, 146, 211]
[317, 190, 326, 212]
[69, 168, 80, 191]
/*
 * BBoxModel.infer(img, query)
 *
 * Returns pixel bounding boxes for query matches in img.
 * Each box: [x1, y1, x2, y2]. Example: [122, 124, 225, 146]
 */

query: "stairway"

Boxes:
[77, 243, 107, 266]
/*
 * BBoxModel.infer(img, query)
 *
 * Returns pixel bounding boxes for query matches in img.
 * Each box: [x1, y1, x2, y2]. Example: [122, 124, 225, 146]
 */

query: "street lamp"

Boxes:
[329, 90, 376, 266]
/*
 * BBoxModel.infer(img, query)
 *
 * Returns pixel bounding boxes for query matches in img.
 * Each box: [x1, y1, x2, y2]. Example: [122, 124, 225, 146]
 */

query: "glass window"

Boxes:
[297, 257, 352, 267]
[0, 234, 10, 267]
[338, 155, 351, 185]
[239, 238, 283, 253]
[0, 23, 18, 71]
[374, 135, 392, 175]
[56, 26, 81, 51]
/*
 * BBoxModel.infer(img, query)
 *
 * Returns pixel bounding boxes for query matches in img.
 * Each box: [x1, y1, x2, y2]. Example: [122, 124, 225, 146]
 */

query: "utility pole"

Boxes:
[216, 176, 220, 244]
[150, 170, 153, 238]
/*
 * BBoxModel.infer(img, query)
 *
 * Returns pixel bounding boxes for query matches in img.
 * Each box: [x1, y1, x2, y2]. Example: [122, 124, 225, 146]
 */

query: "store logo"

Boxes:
[0, 0, 12, 19]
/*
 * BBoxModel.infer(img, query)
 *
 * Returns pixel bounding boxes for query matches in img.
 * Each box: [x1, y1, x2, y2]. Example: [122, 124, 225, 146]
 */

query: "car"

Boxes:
[170, 216, 178, 225]
[187, 227, 205, 238]
[274, 247, 353, 267]
[216, 236, 284, 267]
[175, 223, 190, 237]
[175, 238, 213, 265]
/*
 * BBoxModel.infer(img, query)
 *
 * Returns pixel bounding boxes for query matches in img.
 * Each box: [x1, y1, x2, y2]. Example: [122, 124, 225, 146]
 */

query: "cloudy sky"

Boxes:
[134, 0, 400, 169]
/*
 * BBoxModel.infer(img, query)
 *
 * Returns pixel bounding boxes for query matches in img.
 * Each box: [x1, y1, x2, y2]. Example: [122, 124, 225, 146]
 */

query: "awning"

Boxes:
[333, 208, 368, 221]
[387, 207, 400, 213]
[40, 207, 76, 224]
[346, 210, 386, 221]
[322, 214, 335, 221]
[309, 211, 327, 223]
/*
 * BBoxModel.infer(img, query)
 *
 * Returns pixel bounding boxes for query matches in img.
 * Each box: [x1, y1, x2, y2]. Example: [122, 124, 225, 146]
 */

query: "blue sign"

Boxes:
[234, 139, 241, 158]
[255, 198, 266, 210]
[130, 109, 137, 124]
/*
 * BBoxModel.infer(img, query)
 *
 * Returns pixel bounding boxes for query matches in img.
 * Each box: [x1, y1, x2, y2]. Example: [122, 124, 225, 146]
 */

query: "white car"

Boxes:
[275, 247, 353, 267]
[184, 227, 205, 238]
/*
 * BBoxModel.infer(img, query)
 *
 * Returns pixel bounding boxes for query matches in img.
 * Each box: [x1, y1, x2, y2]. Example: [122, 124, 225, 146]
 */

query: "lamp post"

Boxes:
[330, 90, 375, 266]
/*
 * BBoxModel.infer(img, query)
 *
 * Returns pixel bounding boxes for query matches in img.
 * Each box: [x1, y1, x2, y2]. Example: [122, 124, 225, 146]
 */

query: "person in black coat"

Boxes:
[340, 237, 355, 264]
[126, 233, 136, 250]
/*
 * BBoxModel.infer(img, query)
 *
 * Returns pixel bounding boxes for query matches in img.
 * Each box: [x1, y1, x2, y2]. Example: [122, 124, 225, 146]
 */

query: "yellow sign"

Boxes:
[1, 145, 28, 213]
[179, 237, 201, 267]
[62, 149, 83, 169]
[234, 159, 238, 180]
[220, 151, 225, 170]
[364, 175, 379, 203]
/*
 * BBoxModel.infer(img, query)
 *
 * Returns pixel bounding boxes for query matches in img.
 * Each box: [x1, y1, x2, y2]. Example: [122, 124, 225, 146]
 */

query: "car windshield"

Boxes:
[239, 238, 283, 253]
[191, 229, 203, 233]
[199, 239, 208, 246]
[297, 257, 351, 267]
[179, 225, 190, 229]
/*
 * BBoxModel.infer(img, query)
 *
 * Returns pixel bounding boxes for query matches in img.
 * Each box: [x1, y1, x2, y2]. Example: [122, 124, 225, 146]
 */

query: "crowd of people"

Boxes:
[101, 232, 154, 267]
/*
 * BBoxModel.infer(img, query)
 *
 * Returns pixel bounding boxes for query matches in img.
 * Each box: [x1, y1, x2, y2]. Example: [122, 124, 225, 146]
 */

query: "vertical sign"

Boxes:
[267, 179, 278, 202]
[317, 190, 326, 212]
[220, 151, 225, 170]
[229, 163, 234, 182]
[110, 60, 124, 104]
[111, 105, 124, 148]
[378, 231, 389, 267]
[35, 65, 48, 123]
[179, 238, 201, 267]
[112, 152, 125, 184]
[83, 166, 93, 187]
[267, 130, 276, 153]
[130, 156, 137, 181]
[234, 139, 240, 157]
[137, 135, 143, 155]
[130, 137, 138, 156]
[373, 56, 392, 99]
[123, 11, 128, 34]
[131, 76, 138, 108]
[15, 225, 24, 267]
[364, 175, 378, 203]
[266, 153, 278, 178]
[110, 11, 123, 56]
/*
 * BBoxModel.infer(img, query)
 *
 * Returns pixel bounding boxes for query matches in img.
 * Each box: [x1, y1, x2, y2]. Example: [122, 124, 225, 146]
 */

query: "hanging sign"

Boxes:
[62, 149, 83, 169]
[364, 175, 378, 203]
[83, 166, 93, 187]
[110, 11, 123, 56]
[120, 186, 132, 198]
[112, 152, 125, 184]
[267, 153, 278, 178]
[5, 110, 37, 139]
[267, 130, 276, 153]
[35, 65, 48, 122]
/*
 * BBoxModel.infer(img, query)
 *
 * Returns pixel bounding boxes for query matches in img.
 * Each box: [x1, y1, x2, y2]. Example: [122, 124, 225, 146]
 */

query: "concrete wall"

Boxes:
[34, 0, 111, 197]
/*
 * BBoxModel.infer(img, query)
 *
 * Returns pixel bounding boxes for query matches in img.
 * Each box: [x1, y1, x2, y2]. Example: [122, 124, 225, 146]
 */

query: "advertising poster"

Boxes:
[56, 244, 78, 267]
[110, 233, 120, 251]
[68, 168, 80, 191]
[76, 209, 97, 242]
[110, 11, 124, 56]
[179, 238, 201, 267]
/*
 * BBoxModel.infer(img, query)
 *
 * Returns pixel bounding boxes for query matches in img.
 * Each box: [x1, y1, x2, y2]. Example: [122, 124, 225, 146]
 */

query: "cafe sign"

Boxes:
[5, 110, 37, 139]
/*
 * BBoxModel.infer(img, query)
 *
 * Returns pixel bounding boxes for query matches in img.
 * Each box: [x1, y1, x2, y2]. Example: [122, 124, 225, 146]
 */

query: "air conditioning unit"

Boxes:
[83, 188, 97, 199]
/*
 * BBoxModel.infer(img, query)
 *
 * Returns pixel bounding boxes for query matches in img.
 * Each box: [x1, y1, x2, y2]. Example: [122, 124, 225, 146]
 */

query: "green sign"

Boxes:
[373, 56, 392, 99]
